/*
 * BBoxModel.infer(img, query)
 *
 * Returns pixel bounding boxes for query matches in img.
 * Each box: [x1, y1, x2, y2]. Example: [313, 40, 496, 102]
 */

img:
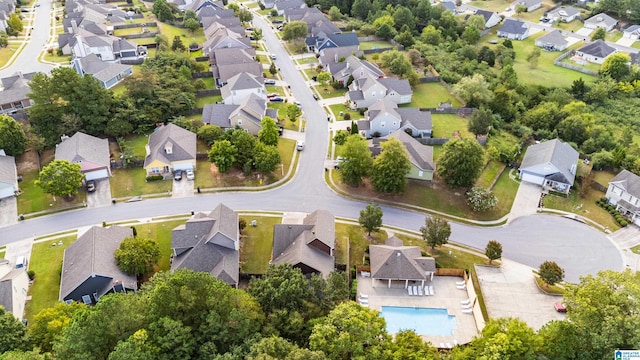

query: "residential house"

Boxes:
[55, 132, 112, 181]
[273, 0, 306, 16]
[202, 26, 251, 58]
[347, 73, 413, 109]
[519, 138, 579, 194]
[205, 21, 245, 42]
[369, 130, 435, 181]
[184, 0, 225, 20]
[171, 204, 240, 287]
[497, 19, 530, 40]
[0, 260, 29, 320]
[535, 30, 569, 51]
[0, 149, 18, 199]
[211, 47, 263, 86]
[546, 6, 581, 23]
[318, 46, 363, 65]
[606, 170, 640, 226]
[59, 226, 137, 304]
[202, 93, 277, 135]
[511, 0, 542, 12]
[358, 98, 432, 138]
[72, 54, 133, 89]
[285, 7, 325, 24]
[327, 55, 384, 85]
[370, 236, 436, 288]
[474, 9, 502, 29]
[271, 210, 335, 278]
[576, 39, 616, 64]
[623, 25, 640, 40]
[202, 15, 242, 34]
[584, 13, 618, 31]
[306, 32, 359, 53]
[144, 124, 197, 176]
[69, 29, 143, 61]
[0, 72, 35, 115]
[221, 72, 266, 105]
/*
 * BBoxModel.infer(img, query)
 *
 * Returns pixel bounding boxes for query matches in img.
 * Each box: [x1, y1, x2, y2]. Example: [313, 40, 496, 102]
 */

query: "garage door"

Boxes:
[520, 171, 545, 185]
[173, 163, 194, 171]
[85, 169, 109, 181]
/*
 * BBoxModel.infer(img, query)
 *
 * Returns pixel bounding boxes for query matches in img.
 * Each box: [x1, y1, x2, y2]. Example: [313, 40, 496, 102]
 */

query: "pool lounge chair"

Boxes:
[429, 286, 434, 295]
[408, 286, 413, 296]
[461, 299, 471, 305]
[456, 280, 466, 286]
[359, 293, 369, 299]
[462, 308, 473, 314]
[418, 286, 423, 296]
[359, 299, 369, 305]
[456, 284, 466, 290]
[461, 303, 472, 309]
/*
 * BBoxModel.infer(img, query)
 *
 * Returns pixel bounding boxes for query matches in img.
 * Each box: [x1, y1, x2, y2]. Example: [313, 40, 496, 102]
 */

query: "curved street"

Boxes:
[0, 5, 623, 285]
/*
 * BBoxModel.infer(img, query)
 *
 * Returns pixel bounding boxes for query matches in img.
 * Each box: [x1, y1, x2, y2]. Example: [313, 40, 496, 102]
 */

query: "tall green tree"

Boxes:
[390, 330, 439, 359]
[485, 240, 502, 264]
[114, 236, 161, 277]
[359, 203, 383, 238]
[338, 134, 373, 186]
[286, 103, 302, 123]
[258, 116, 279, 146]
[371, 138, 411, 193]
[229, 129, 257, 170]
[351, 0, 372, 19]
[208, 140, 237, 173]
[7, 13, 23, 33]
[253, 142, 281, 172]
[452, 74, 493, 108]
[282, 21, 308, 40]
[538, 261, 564, 287]
[197, 125, 223, 146]
[591, 27, 606, 41]
[420, 216, 451, 249]
[171, 36, 186, 52]
[0, 306, 31, 353]
[247, 336, 326, 360]
[183, 18, 200, 33]
[29, 301, 84, 353]
[0, 115, 27, 156]
[437, 138, 485, 188]
[152, 0, 175, 22]
[599, 53, 631, 81]
[35, 160, 84, 199]
[452, 318, 539, 360]
[468, 107, 493, 136]
[247, 264, 311, 314]
[316, 71, 332, 86]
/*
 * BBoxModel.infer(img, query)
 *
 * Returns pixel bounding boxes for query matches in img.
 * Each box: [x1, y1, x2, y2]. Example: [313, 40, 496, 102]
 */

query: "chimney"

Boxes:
[164, 142, 173, 154]
[60, 134, 70, 142]
[17, 71, 23, 79]
[71, 19, 78, 33]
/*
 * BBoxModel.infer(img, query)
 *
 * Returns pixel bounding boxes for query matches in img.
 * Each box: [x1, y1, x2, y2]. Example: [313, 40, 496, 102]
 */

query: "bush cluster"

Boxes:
[145, 175, 164, 182]
[596, 197, 628, 227]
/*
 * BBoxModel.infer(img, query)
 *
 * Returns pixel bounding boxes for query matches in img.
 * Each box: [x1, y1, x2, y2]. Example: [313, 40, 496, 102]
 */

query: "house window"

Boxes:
[393, 122, 397, 126]
[238, 120, 243, 125]
[82, 295, 92, 304]
[380, 121, 385, 127]
[418, 171, 424, 177]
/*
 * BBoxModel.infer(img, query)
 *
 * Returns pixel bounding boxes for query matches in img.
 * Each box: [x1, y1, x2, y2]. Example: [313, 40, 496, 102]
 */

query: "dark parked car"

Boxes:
[86, 180, 96, 193]
[174, 170, 183, 181]
[270, 97, 284, 102]
[278, 126, 284, 136]
[272, 19, 283, 24]
[312, 94, 319, 101]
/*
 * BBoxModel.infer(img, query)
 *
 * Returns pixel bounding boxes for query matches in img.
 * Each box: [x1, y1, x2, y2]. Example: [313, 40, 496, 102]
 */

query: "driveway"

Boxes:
[0, 196, 18, 227]
[86, 179, 112, 208]
[475, 259, 565, 331]
[616, 37, 637, 47]
[508, 181, 541, 223]
[172, 178, 194, 198]
[575, 27, 593, 37]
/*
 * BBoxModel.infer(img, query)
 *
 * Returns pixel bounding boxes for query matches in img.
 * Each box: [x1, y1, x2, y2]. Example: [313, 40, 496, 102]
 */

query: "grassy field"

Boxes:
[297, 56, 318, 65]
[266, 85, 285, 96]
[110, 167, 173, 198]
[240, 216, 281, 274]
[195, 95, 222, 108]
[313, 84, 347, 99]
[431, 114, 473, 139]
[329, 103, 362, 121]
[17, 169, 87, 215]
[543, 186, 620, 230]
[113, 26, 157, 37]
[335, 223, 386, 269]
[468, 0, 511, 12]
[25, 235, 77, 323]
[42, 52, 71, 64]
[198, 76, 216, 89]
[359, 40, 394, 51]
[401, 82, 462, 109]
[124, 134, 149, 159]
[475, 161, 505, 189]
[158, 22, 206, 47]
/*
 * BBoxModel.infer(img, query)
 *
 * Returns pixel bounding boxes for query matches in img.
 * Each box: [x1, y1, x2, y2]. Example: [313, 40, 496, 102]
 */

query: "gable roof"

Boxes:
[513, 0, 540, 8]
[378, 77, 412, 96]
[55, 132, 110, 172]
[0, 152, 17, 190]
[144, 124, 196, 167]
[585, 12, 617, 27]
[374, 130, 435, 171]
[548, 6, 580, 18]
[520, 138, 579, 185]
[624, 24, 640, 34]
[171, 204, 239, 286]
[221, 72, 264, 99]
[578, 39, 616, 58]
[0, 72, 35, 105]
[272, 210, 335, 277]
[212, 46, 256, 65]
[0, 267, 26, 316]
[318, 46, 363, 64]
[536, 29, 568, 47]
[324, 33, 360, 47]
[202, 103, 237, 128]
[370, 236, 435, 280]
[498, 18, 528, 35]
[74, 54, 132, 83]
[475, 9, 498, 23]
[202, 15, 241, 30]
[59, 226, 136, 301]
[609, 170, 640, 198]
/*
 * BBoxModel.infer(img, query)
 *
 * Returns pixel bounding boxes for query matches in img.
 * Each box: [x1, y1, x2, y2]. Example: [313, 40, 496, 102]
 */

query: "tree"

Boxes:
[420, 25, 442, 45]
[247, 336, 326, 360]
[252, 28, 263, 45]
[351, 0, 372, 20]
[466, 187, 498, 212]
[477, 46, 496, 66]
[591, 27, 606, 41]
[238, 9, 253, 23]
[538, 260, 564, 287]
[316, 71, 331, 86]
[527, 47, 541, 69]
[393, 6, 415, 30]
[282, 21, 308, 41]
[208, 140, 237, 173]
[0, 31, 8, 47]
[7, 13, 23, 33]
[394, 30, 415, 48]
[0, 306, 31, 353]
[114, 236, 161, 277]
[461, 26, 480, 44]
[380, 50, 412, 77]
[0, 115, 27, 156]
[286, 103, 302, 123]
[375, 23, 397, 39]
[468, 107, 493, 136]
[453, 318, 539, 360]
[183, 18, 200, 33]
[171, 36, 186, 52]
[332, 130, 349, 145]
[309, 302, 391, 359]
[498, 64, 518, 89]
[29, 301, 84, 352]
[390, 330, 439, 359]
[371, 138, 411, 193]
[253, 142, 281, 172]
[269, 62, 277, 76]
[485, 240, 502, 264]
[248, 263, 311, 314]
[258, 116, 279, 146]
[230, 129, 257, 171]
[453, 74, 493, 108]
[152, 0, 175, 22]
[328, 6, 342, 20]
[437, 138, 485, 188]
[197, 124, 223, 146]
[35, 160, 84, 199]
[420, 216, 451, 249]
[338, 134, 373, 186]
[600, 53, 631, 81]
[359, 203, 383, 238]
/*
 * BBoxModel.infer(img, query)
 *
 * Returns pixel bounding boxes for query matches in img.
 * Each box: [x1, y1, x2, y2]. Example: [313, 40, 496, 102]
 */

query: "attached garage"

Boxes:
[173, 163, 194, 171]
[84, 169, 109, 181]
[520, 171, 545, 186]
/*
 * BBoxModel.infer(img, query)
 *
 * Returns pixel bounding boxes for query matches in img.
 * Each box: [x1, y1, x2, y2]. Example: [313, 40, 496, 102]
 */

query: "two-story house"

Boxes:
[221, 72, 267, 105]
[358, 98, 432, 138]
[347, 73, 413, 109]
[327, 55, 384, 85]
[202, 93, 278, 135]
[0, 72, 35, 115]
[606, 170, 640, 226]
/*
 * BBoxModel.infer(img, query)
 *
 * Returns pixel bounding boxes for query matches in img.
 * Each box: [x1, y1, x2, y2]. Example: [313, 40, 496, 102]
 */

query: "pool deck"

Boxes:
[357, 275, 479, 348]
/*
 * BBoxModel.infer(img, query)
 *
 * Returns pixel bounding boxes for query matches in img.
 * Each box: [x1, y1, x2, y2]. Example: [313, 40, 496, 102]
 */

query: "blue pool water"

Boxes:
[380, 306, 457, 336]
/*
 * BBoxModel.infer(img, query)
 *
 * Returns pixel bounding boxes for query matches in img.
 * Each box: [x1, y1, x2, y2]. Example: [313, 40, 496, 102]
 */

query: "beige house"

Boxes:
[0, 259, 29, 320]
[143, 124, 196, 176]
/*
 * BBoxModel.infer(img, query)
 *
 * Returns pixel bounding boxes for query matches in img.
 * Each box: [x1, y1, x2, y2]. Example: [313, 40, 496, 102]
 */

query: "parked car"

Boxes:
[270, 97, 284, 102]
[312, 94, 319, 101]
[267, 93, 280, 98]
[334, 156, 345, 169]
[174, 170, 183, 181]
[272, 19, 283, 24]
[86, 180, 96, 193]
[185, 169, 195, 181]
[295, 101, 301, 107]
[271, 54, 277, 60]
[554, 302, 567, 313]
[296, 141, 304, 151]
[265, 79, 276, 85]
[278, 126, 284, 136]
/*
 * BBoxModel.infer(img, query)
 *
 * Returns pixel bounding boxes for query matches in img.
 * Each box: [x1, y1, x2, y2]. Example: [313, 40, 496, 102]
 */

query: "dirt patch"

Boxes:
[15, 150, 39, 173]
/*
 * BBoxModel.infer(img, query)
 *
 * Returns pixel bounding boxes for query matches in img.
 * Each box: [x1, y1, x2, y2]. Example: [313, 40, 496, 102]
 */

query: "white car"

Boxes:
[296, 141, 304, 151]
[185, 169, 195, 181]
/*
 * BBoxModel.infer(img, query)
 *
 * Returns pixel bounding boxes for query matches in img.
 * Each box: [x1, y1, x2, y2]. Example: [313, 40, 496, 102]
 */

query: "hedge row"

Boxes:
[596, 197, 628, 227]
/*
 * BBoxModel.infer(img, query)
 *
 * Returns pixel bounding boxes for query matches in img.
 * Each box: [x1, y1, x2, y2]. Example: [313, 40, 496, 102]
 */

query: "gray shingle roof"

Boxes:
[0, 72, 35, 105]
[397, 108, 432, 132]
[380, 130, 435, 171]
[318, 46, 362, 65]
[325, 33, 360, 47]
[498, 19, 528, 35]
[520, 138, 579, 186]
[143, 124, 196, 168]
[536, 30, 568, 47]
[59, 226, 136, 301]
[202, 103, 237, 128]
[202, 16, 241, 30]
[475, 9, 497, 23]
[578, 39, 616, 58]
[220, 72, 263, 100]
[55, 132, 110, 173]
[585, 13, 618, 28]
[548, 5, 580, 17]
[370, 236, 435, 281]
[514, 0, 540, 8]
[378, 77, 412, 96]
[610, 170, 640, 198]
[0, 277, 12, 313]
[212, 47, 256, 65]
[171, 204, 240, 286]
[76, 54, 132, 83]
[0, 152, 17, 194]
[216, 62, 263, 83]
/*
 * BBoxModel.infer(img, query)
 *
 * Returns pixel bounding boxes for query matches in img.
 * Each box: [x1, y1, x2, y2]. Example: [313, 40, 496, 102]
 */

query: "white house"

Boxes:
[497, 19, 530, 40]
[511, 0, 542, 12]
[0, 260, 30, 320]
[358, 98, 432, 139]
[623, 25, 640, 39]
[576, 39, 616, 64]
[474, 9, 502, 29]
[221, 72, 266, 105]
[606, 170, 640, 226]
[535, 30, 569, 51]
[584, 13, 618, 32]
[546, 6, 581, 23]
[519, 139, 579, 194]
[0, 149, 18, 199]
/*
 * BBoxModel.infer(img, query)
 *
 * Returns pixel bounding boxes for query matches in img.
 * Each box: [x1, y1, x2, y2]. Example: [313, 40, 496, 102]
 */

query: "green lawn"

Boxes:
[134, 220, 185, 271]
[313, 84, 346, 99]
[110, 168, 173, 198]
[17, 169, 87, 215]
[42, 52, 71, 64]
[468, 0, 510, 11]
[402, 82, 461, 108]
[543, 186, 620, 230]
[240, 216, 281, 274]
[113, 26, 157, 37]
[266, 85, 285, 96]
[329, 104, 361, 121]
[554, 20, 586, 33]
[158, 22, 206, 46]
[189, 49, 203, 58]
[303, 68, 318, 79]
[0, 44, 20, 68]
[297, 56, 318, 65]
[592, 170, 616, 186]
[431, 114, 473, 139]
[359, 40, 394, 51]
[124, 134, 150, 159]
[560, 56, 600, 73]
[25, 235, 77, 323]
[475, 161, 505, 189]
[199, 76, 216, 89]
[195, 95, 222, 108]
[0, 251, 5, 258]
[632, 244, 640, 255]
[335, 223, 386, 269]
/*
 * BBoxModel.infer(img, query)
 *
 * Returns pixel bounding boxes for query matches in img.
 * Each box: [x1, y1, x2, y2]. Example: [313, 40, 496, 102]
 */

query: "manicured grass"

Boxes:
[554, 20, 586, 33]
[303, 68, 318, 79]
[189, 49, 203, 58]
[543, 186, 620, 230]
[592, 170, 616, 187]
[195, 95, 222, 108]
[297, 56, 318, 65]
[110, 167, 173, 198]
[17, 169, 87, 215]
[199, 76, 216, 89]
[329, 103, 361, 121]
[313, 84, 346, 99]
[158, 22, 206, 47]
[401, 82, 461, 108]
[534, 275, 565, 294]
[468, 0, 510, 11]
[475, 161, 505, 189]
[0, 44, 20, 67]
[42, 52, 71, 63]
[0, 251, 4, 258]
[129, 37, 156, 46]
[560, 56, 600, 73]
[335, 223, 386, 269]
[124, 134, 150, 159]
[431, 114, 473, 139]
[606, 31, 623, 43]
[631, 244, 640, 255]
[113, 26, 157, 37]
[240, 216, 281, 274]
[359, 40, 394, 51]
[133, 220, 185, 272]
[266, 85, 285, 96]
[511, 8, 549, 23]
[25, 235, 77, 324]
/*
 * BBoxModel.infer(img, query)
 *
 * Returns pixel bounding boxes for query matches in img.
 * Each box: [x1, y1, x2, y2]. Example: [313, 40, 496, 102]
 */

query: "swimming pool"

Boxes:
[380, 306, 457, 336]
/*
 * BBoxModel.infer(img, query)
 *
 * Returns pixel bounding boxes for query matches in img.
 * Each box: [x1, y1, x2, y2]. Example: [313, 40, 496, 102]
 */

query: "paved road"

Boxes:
[0, 0, 56, 77]
[0, 10, 623, 284]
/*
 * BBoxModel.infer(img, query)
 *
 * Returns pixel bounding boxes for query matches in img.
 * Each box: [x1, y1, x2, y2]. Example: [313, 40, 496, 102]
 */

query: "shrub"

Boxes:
[620, 220, 628, 227]
[350, 279, 358, 299]
[27, 270, 35, 280]
[239, 218, 247, 231]
[146, 175, 164, 182]
[343, 113, 351, 120]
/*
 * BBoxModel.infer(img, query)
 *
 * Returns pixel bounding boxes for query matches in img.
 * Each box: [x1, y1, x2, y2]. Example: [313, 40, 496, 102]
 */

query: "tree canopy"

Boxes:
[371, 138, 411, 193]
[114, 236, 161, 277]
[359, 203, 383, 237]
[35, 160, 84, 198]
[437, 138, 485, 188]
[338, 134, 372, 186]
[420, 216, 451, 249]
[0, 115, 27, 156]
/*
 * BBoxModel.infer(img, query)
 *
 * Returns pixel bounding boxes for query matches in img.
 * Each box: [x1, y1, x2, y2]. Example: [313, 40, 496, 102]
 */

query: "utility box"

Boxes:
[251, 220, 257, 227]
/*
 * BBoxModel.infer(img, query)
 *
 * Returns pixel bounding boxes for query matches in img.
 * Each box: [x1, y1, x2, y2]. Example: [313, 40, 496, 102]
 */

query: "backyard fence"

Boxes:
[113, 22, 157, 30]
[121, 58, 145, 65]
[188, 108, 204, 115]
[194, 56, 210, 62]
[119, 32, 158, 39]
[591, 181, 608, 192]
[554, 50, 598, 76]
[192, 71, 214, 78]
[420, 107, 475, 116]
[196, 89, 220, 96]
